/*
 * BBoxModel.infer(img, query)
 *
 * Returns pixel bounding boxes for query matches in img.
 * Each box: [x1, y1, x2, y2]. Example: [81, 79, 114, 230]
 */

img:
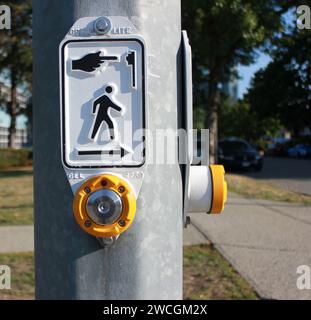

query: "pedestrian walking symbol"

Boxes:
[90, 85, 123, 141]
[60, 38, 145, 168]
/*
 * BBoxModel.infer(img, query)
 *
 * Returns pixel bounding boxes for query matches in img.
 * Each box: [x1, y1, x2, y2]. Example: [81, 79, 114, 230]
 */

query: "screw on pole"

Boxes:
[94, 17, 111, 35]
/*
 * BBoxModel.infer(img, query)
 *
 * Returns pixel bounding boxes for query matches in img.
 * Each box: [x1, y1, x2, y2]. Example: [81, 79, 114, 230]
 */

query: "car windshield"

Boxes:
[219, 141, 252, 152]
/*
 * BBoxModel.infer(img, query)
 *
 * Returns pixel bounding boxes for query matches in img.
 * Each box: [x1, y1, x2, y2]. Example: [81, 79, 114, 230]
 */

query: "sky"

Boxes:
[0, 110, 26, 129]
[237, 52, 272, 98]
[237, 9, 296, 98]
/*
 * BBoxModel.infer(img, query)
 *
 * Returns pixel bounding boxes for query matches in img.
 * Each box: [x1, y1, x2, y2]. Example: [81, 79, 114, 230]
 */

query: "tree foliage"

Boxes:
[0, 0, 32, 86]
[219, 99, 282, 143]
[183, 0, 289, 82]
[247, 28, 311, 135]
[0, 0, 32, 147]
[182, 0, 293, 161]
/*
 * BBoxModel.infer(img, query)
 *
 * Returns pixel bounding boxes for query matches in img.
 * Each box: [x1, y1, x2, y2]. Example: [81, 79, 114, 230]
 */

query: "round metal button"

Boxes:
[86, 189, 123, 225]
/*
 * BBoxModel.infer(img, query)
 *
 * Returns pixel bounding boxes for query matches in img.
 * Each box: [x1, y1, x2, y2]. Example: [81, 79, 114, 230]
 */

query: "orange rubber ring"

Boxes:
[73, 174, 136, 238]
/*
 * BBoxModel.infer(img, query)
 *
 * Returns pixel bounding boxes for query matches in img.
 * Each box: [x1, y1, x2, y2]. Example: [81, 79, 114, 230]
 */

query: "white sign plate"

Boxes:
[60, 38, 145, 168]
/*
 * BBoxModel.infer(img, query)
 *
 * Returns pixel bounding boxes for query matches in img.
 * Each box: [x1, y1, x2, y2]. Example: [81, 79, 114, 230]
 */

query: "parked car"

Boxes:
[218, 138, 264, 171]
[266, 140, 292, 157]
[287, 144, 311, 158]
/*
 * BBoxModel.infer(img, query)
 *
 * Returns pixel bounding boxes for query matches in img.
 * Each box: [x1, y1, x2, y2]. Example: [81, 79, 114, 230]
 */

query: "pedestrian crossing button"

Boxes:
[86, 189, 123, 225]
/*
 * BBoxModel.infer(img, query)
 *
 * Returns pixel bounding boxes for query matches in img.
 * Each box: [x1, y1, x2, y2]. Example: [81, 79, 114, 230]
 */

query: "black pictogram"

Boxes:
[78, 147, 129, 158]
[126, 51, 136, 88]
[72, 51, 118, 72]
[91, 85, 122, 141]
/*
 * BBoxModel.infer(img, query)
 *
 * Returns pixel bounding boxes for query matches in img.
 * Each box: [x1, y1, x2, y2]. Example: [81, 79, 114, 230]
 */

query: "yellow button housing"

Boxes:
[73, 174, 136, 238]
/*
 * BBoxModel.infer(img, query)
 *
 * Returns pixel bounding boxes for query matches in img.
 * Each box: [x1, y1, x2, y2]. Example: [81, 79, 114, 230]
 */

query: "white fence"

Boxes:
[0, 126, 28, 148]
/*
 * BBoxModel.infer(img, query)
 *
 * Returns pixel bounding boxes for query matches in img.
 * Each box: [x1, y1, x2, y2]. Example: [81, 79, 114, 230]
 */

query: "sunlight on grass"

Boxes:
[227, 174, 311, 205]
[0, 252, 34, 299]
[0, 168, 33, 225]
[183, 244, 258, 300]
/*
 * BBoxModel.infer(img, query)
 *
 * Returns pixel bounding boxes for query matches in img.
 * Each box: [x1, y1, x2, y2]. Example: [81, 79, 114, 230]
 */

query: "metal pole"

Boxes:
[33, 0, 183, 299]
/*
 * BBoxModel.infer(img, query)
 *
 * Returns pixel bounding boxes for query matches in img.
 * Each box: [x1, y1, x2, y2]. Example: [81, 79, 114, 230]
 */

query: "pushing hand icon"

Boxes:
[72, 52, 118, 72]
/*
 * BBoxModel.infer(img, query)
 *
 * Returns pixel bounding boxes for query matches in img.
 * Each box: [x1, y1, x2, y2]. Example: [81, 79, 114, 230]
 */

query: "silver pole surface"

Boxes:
[33, 0, 183, 299]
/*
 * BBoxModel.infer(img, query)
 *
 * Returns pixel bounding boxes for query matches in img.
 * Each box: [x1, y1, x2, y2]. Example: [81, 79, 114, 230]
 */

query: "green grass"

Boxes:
[0, 168, 33, 225]
[0, 252, 34, 299]
[0, 245, 258, 300]
[227, 173, 311, 205]
[183, 244, 258, 300]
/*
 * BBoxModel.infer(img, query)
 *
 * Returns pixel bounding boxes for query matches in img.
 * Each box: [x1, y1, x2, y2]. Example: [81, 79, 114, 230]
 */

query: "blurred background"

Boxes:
[0, 0, 310, 300]
[182, 1, 310, 165]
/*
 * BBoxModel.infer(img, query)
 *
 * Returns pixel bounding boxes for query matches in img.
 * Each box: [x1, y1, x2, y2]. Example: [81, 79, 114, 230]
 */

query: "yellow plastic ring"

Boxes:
[209, 165, 227, 214]
[73, 174, 136, 238]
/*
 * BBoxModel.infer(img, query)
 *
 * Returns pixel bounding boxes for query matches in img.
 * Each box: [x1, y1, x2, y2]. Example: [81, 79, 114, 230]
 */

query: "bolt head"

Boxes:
[118, 220, 126, 227]
[94, 17, 111, 35]
[118, 186, 125, 193]
[84, 187, 91, 194]
[84, 220, 92, 228]
[98, 236, 115, 247]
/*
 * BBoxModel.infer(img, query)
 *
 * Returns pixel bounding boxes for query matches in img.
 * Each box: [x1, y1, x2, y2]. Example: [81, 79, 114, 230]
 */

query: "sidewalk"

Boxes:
[0, 225, 34, 253]
[184, 193, 311, 300]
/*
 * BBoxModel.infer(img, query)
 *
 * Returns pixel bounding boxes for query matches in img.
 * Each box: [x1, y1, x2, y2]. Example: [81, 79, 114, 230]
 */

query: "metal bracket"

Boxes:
[97, 236, 118, 247]
[181, 30, 193, 227]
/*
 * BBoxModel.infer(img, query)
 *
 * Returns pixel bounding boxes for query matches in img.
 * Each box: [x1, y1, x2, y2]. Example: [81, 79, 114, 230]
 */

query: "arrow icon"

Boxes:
[78, 147, 129, 158]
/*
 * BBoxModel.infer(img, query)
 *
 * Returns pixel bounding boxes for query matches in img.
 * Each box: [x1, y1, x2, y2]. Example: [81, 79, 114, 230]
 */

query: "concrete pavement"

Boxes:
[0, 225, 34, 253]
[245, 157, 311, 195]
[184, 193, 311, 300]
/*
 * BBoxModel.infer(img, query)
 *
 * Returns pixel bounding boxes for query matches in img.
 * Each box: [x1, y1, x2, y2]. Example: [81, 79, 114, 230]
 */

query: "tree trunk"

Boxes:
[9, 73, 17, 148]
[205, 69, 221, 164]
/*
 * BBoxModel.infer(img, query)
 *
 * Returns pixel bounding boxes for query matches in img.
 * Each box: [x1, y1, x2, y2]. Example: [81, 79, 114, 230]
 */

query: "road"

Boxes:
[184, 193, 311, 300]
[244, 157, 311, 195]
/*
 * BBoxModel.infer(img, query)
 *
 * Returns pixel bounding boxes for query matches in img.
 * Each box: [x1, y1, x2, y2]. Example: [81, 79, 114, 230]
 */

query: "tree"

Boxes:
[182, 0, 292, 162]
[0, 0, 32, 148]
[248, 28, 311, 135]
[219, 98, 282, 144]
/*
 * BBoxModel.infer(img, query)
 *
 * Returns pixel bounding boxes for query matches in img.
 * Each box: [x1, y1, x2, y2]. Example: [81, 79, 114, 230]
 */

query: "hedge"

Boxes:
[0, 148, 33, 169]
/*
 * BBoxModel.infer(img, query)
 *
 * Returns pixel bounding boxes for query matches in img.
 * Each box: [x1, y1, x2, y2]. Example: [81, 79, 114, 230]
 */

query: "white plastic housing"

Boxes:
[186, 166, 213, 214]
